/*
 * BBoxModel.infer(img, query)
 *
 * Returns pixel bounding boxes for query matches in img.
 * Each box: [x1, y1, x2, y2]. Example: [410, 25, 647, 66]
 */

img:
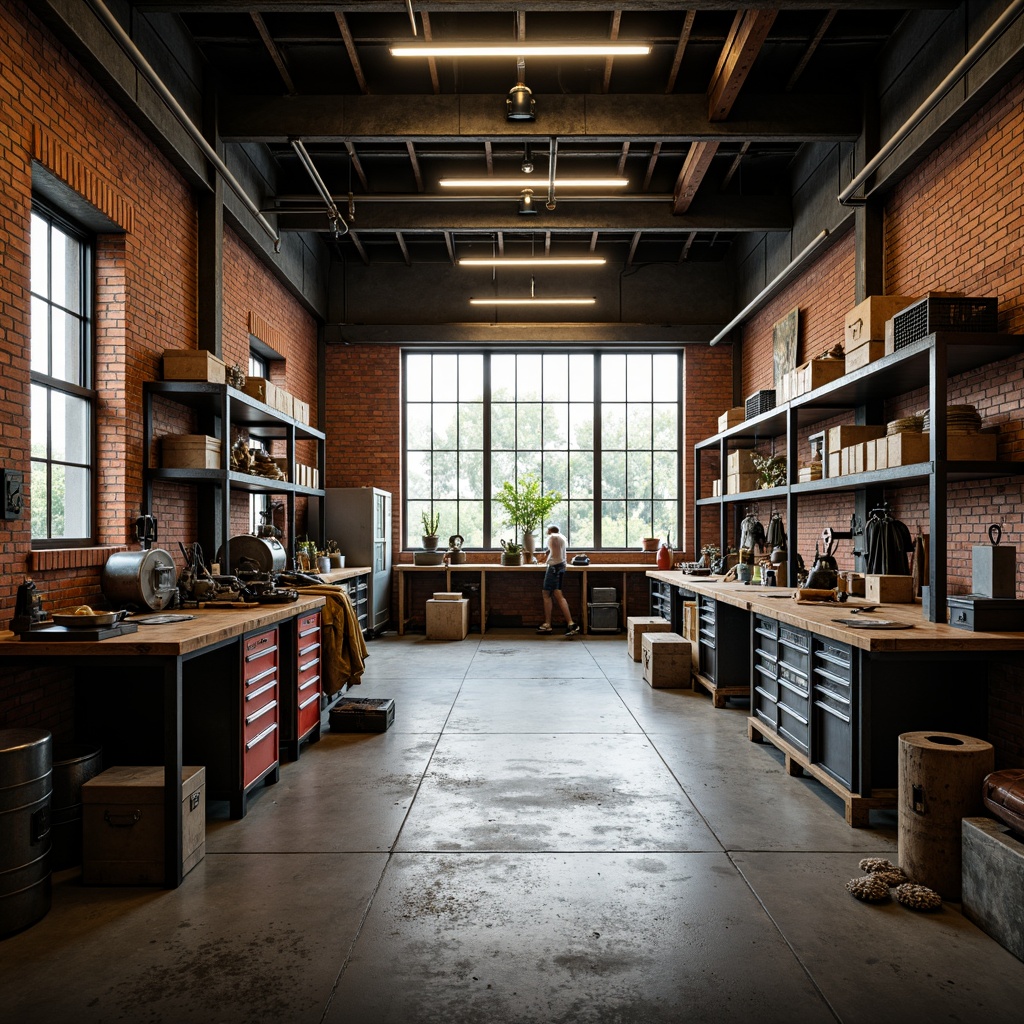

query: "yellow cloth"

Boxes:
[297, 585, 369, 695]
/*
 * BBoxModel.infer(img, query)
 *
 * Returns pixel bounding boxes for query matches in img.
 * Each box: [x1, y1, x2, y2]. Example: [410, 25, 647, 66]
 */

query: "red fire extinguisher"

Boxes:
[656, 533, 672, 570]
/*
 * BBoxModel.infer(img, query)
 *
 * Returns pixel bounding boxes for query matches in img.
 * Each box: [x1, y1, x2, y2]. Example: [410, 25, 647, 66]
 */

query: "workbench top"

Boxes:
[0, 595, 327, 658]
[646, 570, 1024, 653]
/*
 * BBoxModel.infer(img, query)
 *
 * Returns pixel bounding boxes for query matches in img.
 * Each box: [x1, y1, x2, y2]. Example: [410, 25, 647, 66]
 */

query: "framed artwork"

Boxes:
[773, 307, 800, 386]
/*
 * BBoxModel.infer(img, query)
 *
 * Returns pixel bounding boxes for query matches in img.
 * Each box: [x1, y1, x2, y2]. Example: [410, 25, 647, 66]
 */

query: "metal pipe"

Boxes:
[546, 137, 558, 210]
[289, 139, 348, 236]
[86, 0, 281, 251]
[839, 0, 1024, 205]
[268, 193, 674, 205]
[708, 229, 830, 346]
[405, 0, 418, 36]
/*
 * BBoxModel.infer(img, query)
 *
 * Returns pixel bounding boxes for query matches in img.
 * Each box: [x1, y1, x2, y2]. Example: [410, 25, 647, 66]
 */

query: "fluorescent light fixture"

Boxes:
[392, 43, 651, 58]
[440, 178, 628, 188]
[459, 257, 606, 267]
[470, 297, 596, 306]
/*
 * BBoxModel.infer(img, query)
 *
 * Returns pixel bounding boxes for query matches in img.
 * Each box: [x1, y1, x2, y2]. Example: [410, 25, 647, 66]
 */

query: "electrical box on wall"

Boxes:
[2, 469, 24, 519]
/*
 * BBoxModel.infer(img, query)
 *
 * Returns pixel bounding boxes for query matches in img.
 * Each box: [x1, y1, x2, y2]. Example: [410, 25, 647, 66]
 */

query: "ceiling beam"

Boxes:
[626, 230, 641, 267]
[345, 140, 369, 191]
[220, 93, 860, 142]
[134, 3, 959, 13]
[270, 194, 791, 233]
[396, 230, 411, 265]
[720, 141, 750, 190]
[348, 230, 369, 265]
[642, 140, 661, 191]
[616, 141, 630, 177]
[420, 11, 440, 95]
[665, 10, 695, 94]
[786, 9, 837, 92]
[707, 9, 778, 121]
[406, 141, 424, 191]
[444, 230, 455, 264]
[672, 141, 719, 214]
[334, 12, 369, 95]
[602, 10, 621, 95]
[325, 324, 720, 347]
[679, 231, 697, 262]
[250, 13, 296, 96]
[589, 231, 599, 252]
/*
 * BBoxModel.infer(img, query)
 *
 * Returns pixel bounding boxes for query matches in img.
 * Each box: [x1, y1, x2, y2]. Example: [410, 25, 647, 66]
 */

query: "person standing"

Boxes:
[536, 524, 580, 636]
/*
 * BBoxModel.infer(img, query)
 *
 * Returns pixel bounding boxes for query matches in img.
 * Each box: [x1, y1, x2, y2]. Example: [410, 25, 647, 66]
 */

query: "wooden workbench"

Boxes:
[0, 598, 326, 887]
[395, 562, 654, 635]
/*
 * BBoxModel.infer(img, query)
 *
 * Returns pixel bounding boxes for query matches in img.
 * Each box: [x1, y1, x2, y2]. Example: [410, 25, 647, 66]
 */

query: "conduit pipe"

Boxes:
[289, 139, 348, 237]
[86, 0, 282, 251]
[546, 137, 558, 210]
[839, 0, 1024, 206]
[708, 229, 830, 346]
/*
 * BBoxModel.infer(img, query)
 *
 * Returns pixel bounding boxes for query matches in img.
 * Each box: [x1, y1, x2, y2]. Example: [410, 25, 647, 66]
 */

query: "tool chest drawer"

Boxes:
[751, 614, 779, 728]
[296, 611, 322, 739]
[776, 624, 810, 754]
[812, 638, 857, 789]
[243, 627, 278, 681]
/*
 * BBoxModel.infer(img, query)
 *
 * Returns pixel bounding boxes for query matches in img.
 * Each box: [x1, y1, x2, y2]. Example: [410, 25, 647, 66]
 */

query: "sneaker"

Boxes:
[536, 624, 553, 634]
[564, 623, 581, 637]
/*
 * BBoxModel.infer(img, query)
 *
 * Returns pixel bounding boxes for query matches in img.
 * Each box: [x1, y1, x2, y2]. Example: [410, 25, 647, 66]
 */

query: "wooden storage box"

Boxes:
[949, 433, 997, 461]
[242, 376, 277, 407]
[642, 632, 692, 688]
[162, 348, 226, 384]
[726, 449, 756, 474]
[711, 479, 722, 497]
[828, 451, 842, 477]
[873, 436, 889, 471]
[827, 424, 886, 452]
[275, 389, 294, 418]
[865, 574, 915, 604]
[726, 472, 758, 494]
[682, 603, 700, 675]
[426, 598, 469, 640]
[271, 457, 289, 481]
[718, 407, 745, 432]
[161, 434, 221, 469]
[626, 615, 671, 662]
[845, 295, 916, 349]
[82, 765, 205, 886]
[888, 431, 930, 467]
[293, 398, 310, 425]
[796, 356, 846, 394]
[845, 340, 886, 373]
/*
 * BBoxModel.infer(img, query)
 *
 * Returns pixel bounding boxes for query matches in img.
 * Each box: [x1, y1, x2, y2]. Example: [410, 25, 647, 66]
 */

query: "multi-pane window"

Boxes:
[403, 351, 679, 548]
[30, 204, 94, 544]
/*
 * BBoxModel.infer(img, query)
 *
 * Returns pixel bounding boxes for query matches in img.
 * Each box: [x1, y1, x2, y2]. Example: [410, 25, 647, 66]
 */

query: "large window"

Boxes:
[30, 203, 94, 544]
[404, 351, 680, 548]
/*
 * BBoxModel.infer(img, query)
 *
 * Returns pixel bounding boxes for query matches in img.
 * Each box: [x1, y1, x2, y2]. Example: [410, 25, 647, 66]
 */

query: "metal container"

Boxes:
[218, 535, 286, 574]
[101, 549, 178, 610]
[0, 728, 52, 937]
[50, 743, 103, 870]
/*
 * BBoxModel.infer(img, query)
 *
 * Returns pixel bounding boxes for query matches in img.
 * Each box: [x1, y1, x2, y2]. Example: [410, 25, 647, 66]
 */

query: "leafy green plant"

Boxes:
[421, 510, 440, 536]
[500, 539, 523, 554]
[750, 452, 787, 489]
[494, 474, 561, 535]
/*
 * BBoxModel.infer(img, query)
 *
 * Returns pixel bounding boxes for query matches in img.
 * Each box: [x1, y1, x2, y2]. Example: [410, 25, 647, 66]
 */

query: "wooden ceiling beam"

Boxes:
[444, 230, 456, 265]
[348, 230, 369, 265]
[665, 10, 695, 94]
[786, 9, 837, 91]
[720, 141, 750, 190]
[642, 140, 661, 191]
[396, 230, 411, 266]
[602, 10, 622, 95]
[406, 141, 424, 191]
[334, 12, 369, 95]
[250, 12, 296, 96]
[707, 9, 778, 121]
[420, 11, 440, 95]
[672, 141, 719, 214]
[345, 140, 369, 191]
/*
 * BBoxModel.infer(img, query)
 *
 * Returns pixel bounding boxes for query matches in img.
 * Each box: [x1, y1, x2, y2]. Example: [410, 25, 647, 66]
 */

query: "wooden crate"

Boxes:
[949, 433, 997, 461]
[242, 376, 278, 407]
[718, 406, 745, 432]
[426, 598, 469, 640]
[726, 472, 758, 494]
[888, 431, 929, 467]
[844, 295, 916, 348]
[727, 449, 756, 474]
[162, 348, 226, 384]
[845, 340, 886, 373]
[293, 398, 310, 424]
[828, 451, 842, 477]
[275, 389, 294, 419]
[82, 765, 205, 886]
[626, 615, 671, 661]
[161, 434, 221, 469]
[642, 632, 692, 688]
[795, 356, 846, 395]
[827, 424, 886, 452]
[865, 574, 915, 604]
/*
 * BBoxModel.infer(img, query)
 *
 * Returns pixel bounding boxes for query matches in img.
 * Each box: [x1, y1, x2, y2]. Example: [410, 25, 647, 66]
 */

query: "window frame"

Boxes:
[29, 199, 97, 549]
[401, 348, 682, 550]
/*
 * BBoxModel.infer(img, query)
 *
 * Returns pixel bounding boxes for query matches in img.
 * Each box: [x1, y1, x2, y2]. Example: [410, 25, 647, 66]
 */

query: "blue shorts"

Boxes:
[543, 562, 566, 593]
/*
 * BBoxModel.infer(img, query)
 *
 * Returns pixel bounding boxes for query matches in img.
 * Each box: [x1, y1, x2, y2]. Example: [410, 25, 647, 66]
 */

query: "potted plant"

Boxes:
[750, 452, 787, 490]
[421, 510, 440, 550]
[494, 474, 561, 562]
[296, 537, 318, 572]
[500, 539, 524, 566]
[326, 538, 344, 568]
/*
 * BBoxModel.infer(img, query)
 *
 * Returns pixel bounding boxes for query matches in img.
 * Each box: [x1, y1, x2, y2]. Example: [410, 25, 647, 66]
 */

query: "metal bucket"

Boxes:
[0, 728, 52, 937]
[50, 744, 103, 870]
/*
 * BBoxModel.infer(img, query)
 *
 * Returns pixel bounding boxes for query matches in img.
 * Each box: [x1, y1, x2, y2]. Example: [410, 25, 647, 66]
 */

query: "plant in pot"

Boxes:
[500, 539, 524, 566]
[750, 452, 787, 490]
[326, 538, 344, 569]
[421, 510, 440, 550]
[494, 474, 561, 563]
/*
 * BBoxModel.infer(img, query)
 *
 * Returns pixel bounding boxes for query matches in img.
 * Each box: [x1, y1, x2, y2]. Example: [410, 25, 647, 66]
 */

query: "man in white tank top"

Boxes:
[536, 524, 580, 636]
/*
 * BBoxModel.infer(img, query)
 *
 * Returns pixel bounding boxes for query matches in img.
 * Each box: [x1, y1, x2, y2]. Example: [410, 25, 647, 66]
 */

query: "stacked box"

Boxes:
[844, 296, 917, 349]
[82, 765, 205, 886]
[865, 574, 915, 603]
[888, 431, 930, 467]
[718, 407, 745, 432]
[426, 598, 469, 639]
[642, 632, 692, 688]
[161, 434, 221, 469]
[827, 424, 886, 452]
[242, 376, 278, 407]
[294, 399, 310, 424]
[726, 472, 758, 494]
[845, 341, 886, 372]
[950, 434, 997, 461]
[626, 615, 671, 661]
[794, 357, 846, 396]
[275, 389, 294, 418]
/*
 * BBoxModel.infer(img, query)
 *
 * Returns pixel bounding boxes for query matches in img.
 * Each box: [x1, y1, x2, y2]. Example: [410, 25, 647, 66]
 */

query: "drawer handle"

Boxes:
[298, 626, 319, 638]
[754, 647, 778, 664]
[104, 809, 142, 828]
[247, 665, 277, 686]
[813, 698, 851, 724]
[778, 705, 809, 726]
[245, 698, 278, 726]
[299, 658, 320, 672]
[246, 644, 278, 663]
[245, 679, 277, 702]
[298, 643, 321, 657]
[813, 666, 851, 687]
[246, 722, 278, 751]
[299, 675, 320, 692]
[814, 685, 851, 707]
[299, 692, 321, 710]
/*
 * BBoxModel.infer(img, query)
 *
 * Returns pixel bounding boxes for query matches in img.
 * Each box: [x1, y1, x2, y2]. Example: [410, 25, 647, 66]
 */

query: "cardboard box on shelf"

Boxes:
[275, 389, 294, 419]
[844, 295, 917, 349]
[726, 472, 759, 494]
[865, 574, 915, 604]
[796, 356, 846, 395]
[828, 451, 842, 477]
[948, 433, 997, 461]
[161, 434, 221, 469]
[827, 424, 886, 452]
[845, 341, 886, 373]
[711, 478, 722, 497]
[293, 398, 310, 424]
[888, 431, 930, 467]
[162, 348, 226, 384]
[242, 376, 278, 407]
[874, 436, 889, 471]
[851, 442, 869, 475]
[718, 406, 745, 432]
[727, 449, 756, 475]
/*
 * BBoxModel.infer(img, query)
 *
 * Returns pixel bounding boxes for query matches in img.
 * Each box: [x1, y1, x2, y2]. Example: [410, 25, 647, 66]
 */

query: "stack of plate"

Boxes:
[922, 404, 982, 434]
[887, 414, 924, 435]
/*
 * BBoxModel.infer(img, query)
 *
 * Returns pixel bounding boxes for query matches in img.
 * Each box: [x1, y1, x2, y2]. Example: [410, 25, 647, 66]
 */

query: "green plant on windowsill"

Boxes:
[500, 538, 524, 565]
[421, 510, 441, 550]
[494, 474, 561, 538]
[750, 452, 787, 490]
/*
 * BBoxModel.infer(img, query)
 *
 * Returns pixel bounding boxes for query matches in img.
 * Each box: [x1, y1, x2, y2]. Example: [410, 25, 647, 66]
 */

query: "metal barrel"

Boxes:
[50, 744, 103, 870]
[0, 729, 53, 937]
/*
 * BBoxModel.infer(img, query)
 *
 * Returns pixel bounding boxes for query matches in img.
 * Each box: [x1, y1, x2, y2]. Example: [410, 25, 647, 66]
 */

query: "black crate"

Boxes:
[745, 390, 776, 419]
[890, 296, 998, 350]
[328, 696, 395, 732]
[946, 596, 1024, 633]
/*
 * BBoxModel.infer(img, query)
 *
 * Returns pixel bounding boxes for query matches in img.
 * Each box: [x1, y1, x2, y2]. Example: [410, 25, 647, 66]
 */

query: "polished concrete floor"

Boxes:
[3, 633, 1024, 1023]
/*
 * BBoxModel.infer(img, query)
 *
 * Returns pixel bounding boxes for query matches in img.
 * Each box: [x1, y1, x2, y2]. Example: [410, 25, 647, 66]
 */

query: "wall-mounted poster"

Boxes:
[773, 307, 800, 386]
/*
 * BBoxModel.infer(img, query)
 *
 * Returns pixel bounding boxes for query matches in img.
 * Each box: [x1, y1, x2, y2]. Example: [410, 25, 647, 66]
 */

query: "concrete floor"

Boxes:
[3, 633, 1024, 1023]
